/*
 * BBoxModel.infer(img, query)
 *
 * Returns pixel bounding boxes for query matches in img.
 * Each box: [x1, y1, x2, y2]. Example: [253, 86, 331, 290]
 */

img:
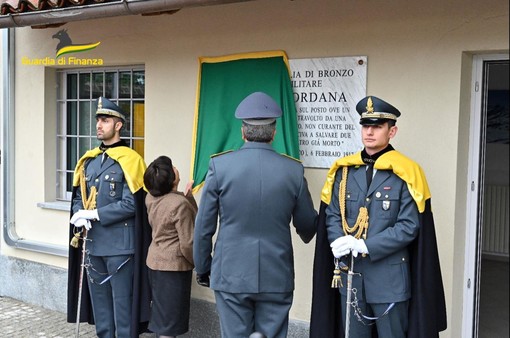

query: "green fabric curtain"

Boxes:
[191, 51, 300, 191]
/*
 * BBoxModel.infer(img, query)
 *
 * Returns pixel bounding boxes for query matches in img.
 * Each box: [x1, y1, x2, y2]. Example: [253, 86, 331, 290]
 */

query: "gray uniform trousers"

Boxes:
[215, 291, 293, 338]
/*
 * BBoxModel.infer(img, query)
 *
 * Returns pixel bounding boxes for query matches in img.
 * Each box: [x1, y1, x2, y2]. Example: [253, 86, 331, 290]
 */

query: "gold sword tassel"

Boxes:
[70, 167, 97, 248]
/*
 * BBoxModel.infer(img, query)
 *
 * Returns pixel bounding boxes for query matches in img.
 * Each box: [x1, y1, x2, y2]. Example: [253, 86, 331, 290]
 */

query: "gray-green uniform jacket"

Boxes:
[193, 142, 318, 293]
[325, 162, 420, 304]
[72, 153, 136, 256]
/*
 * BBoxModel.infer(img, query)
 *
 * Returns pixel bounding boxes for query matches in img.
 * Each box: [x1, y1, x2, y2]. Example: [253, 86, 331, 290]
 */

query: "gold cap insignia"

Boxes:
[366, 97, 374, 113]
[98, 97, 103, 110]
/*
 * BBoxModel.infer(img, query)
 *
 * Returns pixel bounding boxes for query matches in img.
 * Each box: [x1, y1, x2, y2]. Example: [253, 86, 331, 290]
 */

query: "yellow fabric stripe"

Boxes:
[189, 50, 291, 181]
[73, 148, 102, 188]
[320, 150, 430, 213]
[321, 153, 364, 205]
[191, 181, 205, 195]
[198, 50, 291, 73]
[73, 147, 146, 194]
[211, 150, 233, 158]
[281, 153, 302, 162]
[375, 151, 430, 213]
[189, 56, 203, 182]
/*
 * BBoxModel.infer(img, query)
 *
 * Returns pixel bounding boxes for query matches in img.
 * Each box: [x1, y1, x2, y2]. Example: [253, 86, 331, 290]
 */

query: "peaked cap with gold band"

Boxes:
[96, 96, 126, 122]
[321, 150, 431, 213]
[356, 95, 401, 125]
[72, 146, 146, 194]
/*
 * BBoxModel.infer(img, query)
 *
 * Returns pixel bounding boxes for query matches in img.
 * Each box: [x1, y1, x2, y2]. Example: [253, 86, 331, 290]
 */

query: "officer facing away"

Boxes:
[193, 91, 318, 338]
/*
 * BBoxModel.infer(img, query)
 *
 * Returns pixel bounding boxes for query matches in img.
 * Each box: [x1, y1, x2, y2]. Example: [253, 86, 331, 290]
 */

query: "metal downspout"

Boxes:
[2, 29, 67, 257]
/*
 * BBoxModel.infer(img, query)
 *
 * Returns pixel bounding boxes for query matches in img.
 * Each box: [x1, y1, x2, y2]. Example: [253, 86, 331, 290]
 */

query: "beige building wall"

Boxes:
[1, 0, 508, 335]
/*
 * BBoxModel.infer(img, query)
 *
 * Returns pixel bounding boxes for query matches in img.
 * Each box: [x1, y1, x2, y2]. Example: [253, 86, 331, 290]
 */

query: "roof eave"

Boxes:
[0, 0, 255, 29]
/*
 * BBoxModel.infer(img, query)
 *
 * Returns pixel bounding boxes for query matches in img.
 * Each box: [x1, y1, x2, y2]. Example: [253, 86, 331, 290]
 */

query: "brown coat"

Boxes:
[145, 191, 197, 271]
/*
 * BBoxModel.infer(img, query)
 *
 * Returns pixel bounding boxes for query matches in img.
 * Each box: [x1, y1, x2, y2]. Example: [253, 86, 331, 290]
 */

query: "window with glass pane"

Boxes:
[56, 66, 145, 201]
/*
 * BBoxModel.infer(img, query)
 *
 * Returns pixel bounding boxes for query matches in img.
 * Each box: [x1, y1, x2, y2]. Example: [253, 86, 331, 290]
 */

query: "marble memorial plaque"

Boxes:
[289, 56, 367, 168]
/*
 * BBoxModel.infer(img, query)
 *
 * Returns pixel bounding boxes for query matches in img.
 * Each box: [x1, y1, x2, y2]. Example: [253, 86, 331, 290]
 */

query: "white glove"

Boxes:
[330, 235, 369, 258]
[330, 236, 351, 258]
[73, 218, 92, 231]
[70, 209, 99, 224]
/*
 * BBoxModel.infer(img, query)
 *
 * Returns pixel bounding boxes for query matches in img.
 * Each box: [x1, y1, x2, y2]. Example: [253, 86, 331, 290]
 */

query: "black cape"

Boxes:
[310, 153, 447, 338]
[67, 175, 151, 337]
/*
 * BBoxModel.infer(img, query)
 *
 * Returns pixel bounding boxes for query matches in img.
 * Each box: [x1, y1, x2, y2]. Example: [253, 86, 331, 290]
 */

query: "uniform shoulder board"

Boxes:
[280, 153, 302, 163]
[211, 150, 233, 158]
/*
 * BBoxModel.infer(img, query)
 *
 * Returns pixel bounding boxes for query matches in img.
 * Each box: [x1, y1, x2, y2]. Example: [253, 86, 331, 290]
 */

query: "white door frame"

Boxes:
[462, 53, 509, 337]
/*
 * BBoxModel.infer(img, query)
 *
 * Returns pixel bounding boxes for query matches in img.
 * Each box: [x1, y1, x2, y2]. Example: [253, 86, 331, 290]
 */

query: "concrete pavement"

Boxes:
[0, 296, 155, 338]
[0, 296, 97, 337]
[0, 295, 309, 338]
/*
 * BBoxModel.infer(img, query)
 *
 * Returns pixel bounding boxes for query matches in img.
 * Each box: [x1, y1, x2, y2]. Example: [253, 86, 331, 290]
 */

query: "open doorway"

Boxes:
[478, 59, 509, 337]
[475, 58, 509, 337]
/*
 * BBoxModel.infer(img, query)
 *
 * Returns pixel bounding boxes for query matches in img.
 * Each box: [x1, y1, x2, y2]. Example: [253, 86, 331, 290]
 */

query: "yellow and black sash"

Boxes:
[321, 150, 430, 212]
[72, 146, 146, 194]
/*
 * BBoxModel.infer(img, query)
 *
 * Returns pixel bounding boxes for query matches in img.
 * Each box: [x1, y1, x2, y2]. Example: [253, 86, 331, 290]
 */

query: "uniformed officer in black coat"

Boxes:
[311, 96, 446, 338]
[69, 97, 148, 338]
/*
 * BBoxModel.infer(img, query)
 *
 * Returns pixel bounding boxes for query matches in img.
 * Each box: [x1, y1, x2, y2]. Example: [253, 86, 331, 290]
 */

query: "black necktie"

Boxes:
[366, 163, 373, 187]
[102, 152, 109, 165]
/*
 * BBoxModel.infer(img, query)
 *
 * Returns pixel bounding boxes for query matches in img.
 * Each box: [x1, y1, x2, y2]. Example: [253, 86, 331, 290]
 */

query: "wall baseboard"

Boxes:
[0, 255, 310, 337]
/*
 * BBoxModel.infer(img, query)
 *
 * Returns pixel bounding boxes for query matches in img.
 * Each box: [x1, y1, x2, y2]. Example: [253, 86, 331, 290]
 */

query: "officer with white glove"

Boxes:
[330, 235, 369, 258]
[71, 209, 99, 222]
[70, 209, 99, 231]
[72, 217, 93, 231]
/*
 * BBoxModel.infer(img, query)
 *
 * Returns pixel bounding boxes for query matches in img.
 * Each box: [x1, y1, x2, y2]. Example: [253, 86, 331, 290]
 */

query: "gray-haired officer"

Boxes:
[193, 91, 318, 338]
[68, 97, 149, 338]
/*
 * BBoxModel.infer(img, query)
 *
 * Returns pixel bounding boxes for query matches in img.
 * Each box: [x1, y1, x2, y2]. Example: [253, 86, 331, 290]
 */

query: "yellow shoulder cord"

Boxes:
[70, 167, 97, 248]
[332, 166, 369, 288]
[340, 166, 369, 240]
